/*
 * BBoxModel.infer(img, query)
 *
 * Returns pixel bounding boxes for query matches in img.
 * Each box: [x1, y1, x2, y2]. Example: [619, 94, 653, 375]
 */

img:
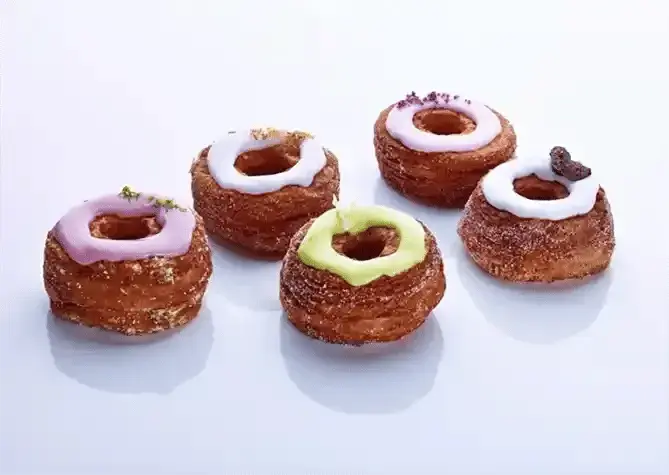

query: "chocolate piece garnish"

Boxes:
[550, 146, 592, 182]
[549, 146, 571, 174]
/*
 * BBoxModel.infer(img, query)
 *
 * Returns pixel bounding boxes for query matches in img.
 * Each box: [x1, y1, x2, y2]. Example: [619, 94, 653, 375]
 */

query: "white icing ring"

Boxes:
[481, 156, 600, 221]
[385, 95, 502, 153]
[207, 130, 327, 195]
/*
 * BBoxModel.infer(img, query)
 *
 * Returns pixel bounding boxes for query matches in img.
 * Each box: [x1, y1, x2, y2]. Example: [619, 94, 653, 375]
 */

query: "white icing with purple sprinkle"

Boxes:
[385, 92, 502, 153]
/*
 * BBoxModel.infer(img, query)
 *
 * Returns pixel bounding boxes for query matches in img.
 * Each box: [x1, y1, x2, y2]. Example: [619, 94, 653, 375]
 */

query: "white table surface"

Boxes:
[1, 1, 668, 474]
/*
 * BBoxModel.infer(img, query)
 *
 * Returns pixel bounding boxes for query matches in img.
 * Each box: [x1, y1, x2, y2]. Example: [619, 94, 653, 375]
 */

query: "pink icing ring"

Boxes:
[53, 193, 197, 265]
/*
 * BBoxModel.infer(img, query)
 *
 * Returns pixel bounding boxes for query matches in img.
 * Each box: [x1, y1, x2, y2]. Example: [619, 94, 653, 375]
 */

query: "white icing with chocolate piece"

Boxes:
[481, 155, 600, 221]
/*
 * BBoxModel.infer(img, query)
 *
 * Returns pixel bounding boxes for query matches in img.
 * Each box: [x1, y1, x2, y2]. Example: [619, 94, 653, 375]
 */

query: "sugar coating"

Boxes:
[458, 182, 615, 283]
[44, 214, 213, 335]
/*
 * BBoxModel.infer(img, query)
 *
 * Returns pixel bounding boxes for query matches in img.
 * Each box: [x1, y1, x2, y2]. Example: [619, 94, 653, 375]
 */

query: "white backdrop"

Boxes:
[1, 1, 668, 474]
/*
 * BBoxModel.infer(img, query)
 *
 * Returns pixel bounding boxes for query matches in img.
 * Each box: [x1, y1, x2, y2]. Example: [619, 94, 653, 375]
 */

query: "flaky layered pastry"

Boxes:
[374, 92, 517, 208]
[43, 189, 212, 335]
[458, 148, 615, 282]
[190, 128, 340, 259]
[280, 216, 446, 345]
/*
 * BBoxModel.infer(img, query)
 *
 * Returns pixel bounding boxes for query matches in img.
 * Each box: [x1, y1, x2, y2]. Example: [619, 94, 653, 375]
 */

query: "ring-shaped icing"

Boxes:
[297, 205, 427, 286]
[481, 157, 600, 220]
[207, 129, 327, 195]
[54, 193, 196, 265]
[385, 95, 502, 153]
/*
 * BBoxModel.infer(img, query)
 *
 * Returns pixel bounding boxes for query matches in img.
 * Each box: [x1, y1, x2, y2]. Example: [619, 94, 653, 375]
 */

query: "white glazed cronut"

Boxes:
[458, 147, 614, 282]
[190, 127, 340, 258]
[374, 91, 517, 208]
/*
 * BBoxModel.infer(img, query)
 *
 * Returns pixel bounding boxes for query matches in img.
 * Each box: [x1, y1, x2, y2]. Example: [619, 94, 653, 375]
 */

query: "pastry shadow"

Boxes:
[209, 239, 283, 311]
[455, 245, 613, 344]
[47, 305, 214, 394]
[279, 313, 444, 414]
[372, 177, 461, 258]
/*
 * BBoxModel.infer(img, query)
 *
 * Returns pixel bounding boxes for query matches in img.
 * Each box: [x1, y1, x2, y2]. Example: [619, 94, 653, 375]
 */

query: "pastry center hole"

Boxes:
[413, 108, 473, 136]
[513, 175, 570, 201]
[234, 144, 299, 176]
[332, 227, 399, 261]
[89, 214, 162, 240]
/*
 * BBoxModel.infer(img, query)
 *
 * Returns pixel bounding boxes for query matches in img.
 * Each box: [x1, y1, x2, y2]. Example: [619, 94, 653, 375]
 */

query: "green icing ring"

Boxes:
[297, 204, 427, 286]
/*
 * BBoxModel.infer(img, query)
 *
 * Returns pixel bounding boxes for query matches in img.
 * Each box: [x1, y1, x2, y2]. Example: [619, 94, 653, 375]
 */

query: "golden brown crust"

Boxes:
[279, 221, 446, 344]
[374, 105, 517, 208]
[457, 178, 615, 282]
[190, 146, 340, 259]
[43, 215, 213, 335]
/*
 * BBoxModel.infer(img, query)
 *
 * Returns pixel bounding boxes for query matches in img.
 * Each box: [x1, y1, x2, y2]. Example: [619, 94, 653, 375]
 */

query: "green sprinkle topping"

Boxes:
[152, 197, 187, 212]
[119, 185, 141, 201]
[118, 186, 186, 212]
